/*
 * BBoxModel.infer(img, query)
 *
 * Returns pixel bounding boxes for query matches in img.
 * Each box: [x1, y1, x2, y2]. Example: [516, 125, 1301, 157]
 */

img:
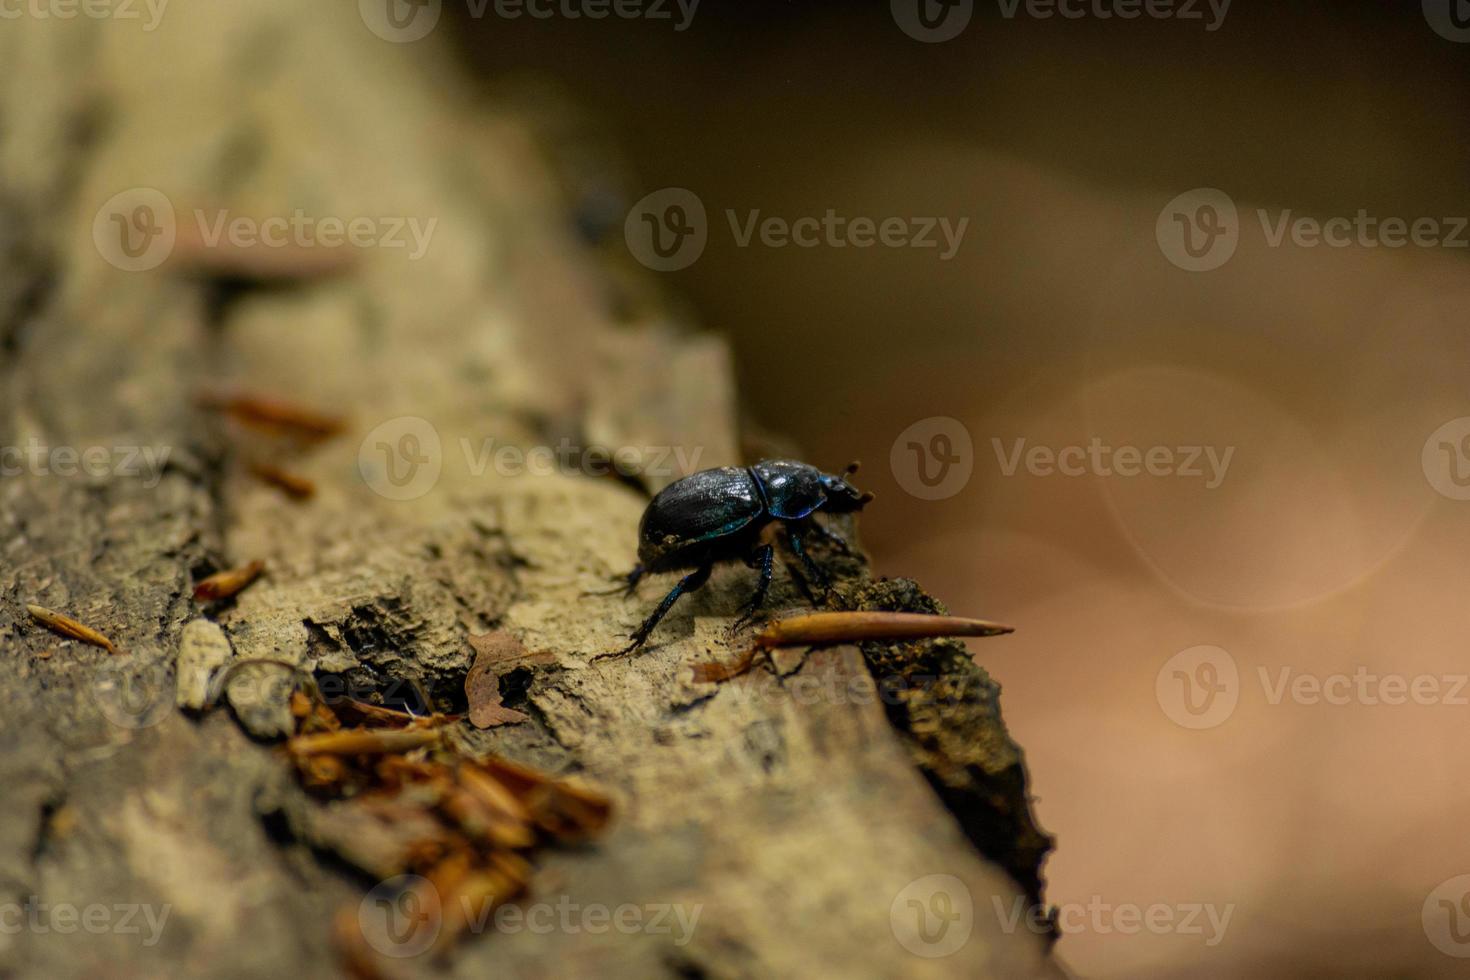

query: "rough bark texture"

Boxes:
[0, 5, 1056, 978]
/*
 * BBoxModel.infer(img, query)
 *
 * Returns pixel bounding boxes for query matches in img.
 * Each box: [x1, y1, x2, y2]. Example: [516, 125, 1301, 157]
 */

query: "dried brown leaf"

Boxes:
[465, 631, 549, 729]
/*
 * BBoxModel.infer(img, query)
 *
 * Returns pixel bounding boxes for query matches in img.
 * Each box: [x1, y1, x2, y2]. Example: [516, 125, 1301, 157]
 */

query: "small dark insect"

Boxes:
[615, 459, 873, 653]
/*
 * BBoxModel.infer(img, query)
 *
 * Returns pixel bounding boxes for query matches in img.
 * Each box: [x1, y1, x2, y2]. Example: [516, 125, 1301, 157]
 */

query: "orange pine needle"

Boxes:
[755, 610, 1013, 647]
[193, 560, 265, 601]
[249, 462, 316, 500]
[26, 604, 117, 653]
[199, 392, 345, 441]
[288, 728, 443, 757]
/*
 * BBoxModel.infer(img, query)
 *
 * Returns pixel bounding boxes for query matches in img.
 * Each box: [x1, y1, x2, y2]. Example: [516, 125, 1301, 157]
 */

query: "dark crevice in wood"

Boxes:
[854, 577, 1057, 930]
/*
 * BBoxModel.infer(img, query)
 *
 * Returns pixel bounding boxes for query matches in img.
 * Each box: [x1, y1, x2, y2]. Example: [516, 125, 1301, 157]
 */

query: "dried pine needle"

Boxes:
[26, 604, 117, 653]
[193, 560, 265, 601]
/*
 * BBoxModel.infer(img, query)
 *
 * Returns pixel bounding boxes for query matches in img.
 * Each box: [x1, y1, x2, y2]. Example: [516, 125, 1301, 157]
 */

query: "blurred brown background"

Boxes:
[448, 3, 1470, 975]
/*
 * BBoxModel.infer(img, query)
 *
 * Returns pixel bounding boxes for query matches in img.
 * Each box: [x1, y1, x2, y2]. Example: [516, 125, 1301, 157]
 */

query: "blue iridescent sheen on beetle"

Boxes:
[617, 459, 871, 652]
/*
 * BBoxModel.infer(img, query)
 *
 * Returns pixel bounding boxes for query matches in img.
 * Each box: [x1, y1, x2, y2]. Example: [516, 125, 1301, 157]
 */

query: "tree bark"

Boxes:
[0, 5, 1056, 978]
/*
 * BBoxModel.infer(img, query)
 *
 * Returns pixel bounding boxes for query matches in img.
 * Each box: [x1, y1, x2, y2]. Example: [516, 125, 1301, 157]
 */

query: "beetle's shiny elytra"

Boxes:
[618, 459, 871, 653]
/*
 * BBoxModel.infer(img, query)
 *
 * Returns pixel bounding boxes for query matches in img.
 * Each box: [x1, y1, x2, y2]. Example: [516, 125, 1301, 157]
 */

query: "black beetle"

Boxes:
[616, 459, 872, 652]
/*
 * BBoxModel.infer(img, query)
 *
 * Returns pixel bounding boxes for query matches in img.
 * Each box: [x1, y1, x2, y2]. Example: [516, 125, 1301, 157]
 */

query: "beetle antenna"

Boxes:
[857, 491, 875, 506]
[843, 460, 861, 476]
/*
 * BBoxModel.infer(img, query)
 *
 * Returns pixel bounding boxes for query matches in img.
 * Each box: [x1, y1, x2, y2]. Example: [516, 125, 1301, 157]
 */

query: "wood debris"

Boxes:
[249, 462, 316, 500]
[232, 667, 618, 973]
[691, 610, 1014, 683]
[26, 603, 118, 653]
[193, 560, 265, 601]
[198, 391, 346, 442]
[176, 619, 235, 710]
[173, 221, 358, 282]
[464, 630, 552, 729]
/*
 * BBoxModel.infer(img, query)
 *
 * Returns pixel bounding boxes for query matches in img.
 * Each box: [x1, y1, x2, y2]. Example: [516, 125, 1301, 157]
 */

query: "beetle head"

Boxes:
[820, 462, 874, 512]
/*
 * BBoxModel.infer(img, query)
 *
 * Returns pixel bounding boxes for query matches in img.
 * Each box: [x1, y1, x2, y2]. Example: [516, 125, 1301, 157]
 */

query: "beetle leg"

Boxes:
[811, 519, 855, 556]
[583, 564, 644, 598]
[621, 564, 646, 597]
[732, 544, 775, 631]
[784, 524, 829, 592]
[622, 563, 712, 653]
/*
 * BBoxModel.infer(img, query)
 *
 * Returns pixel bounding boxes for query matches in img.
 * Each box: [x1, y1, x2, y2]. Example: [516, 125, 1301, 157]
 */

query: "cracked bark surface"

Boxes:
[0, 5, 1057, 978]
